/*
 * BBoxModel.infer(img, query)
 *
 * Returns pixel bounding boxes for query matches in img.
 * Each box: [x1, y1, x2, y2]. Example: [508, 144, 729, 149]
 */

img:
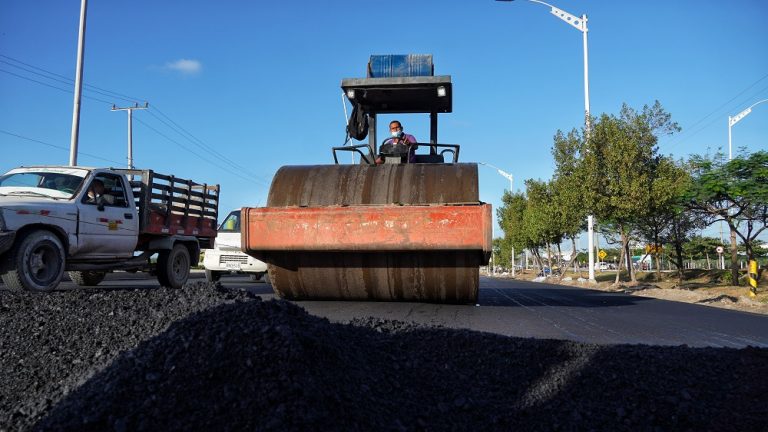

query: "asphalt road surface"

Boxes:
[33, 270, 768, 348]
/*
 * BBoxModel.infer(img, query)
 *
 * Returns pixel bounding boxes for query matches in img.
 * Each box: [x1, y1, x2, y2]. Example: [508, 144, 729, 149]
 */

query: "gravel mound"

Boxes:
[1, 283, 767, 432]
[0, 282, 252, 431]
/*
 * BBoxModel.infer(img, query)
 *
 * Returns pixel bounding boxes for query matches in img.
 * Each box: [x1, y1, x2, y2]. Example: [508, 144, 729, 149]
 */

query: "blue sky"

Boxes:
[1, 0, 767, 245]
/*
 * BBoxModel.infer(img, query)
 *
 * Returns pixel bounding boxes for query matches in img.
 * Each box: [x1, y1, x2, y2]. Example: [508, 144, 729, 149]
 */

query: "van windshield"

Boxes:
[219, 211, 240, 232]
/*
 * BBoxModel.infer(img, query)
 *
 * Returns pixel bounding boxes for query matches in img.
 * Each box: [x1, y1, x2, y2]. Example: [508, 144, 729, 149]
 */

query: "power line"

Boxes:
[0, 68, 114, 105]
[0, 54, 143, 103]
[664, 72, 768, 151]
[0, 58, 136, 103]
[146, 107, 268, 184]
[132, 117, 269, 187]
[0, 129, 124, 165]
[1, 53, 270, 186]
[0, 59, 77, 88]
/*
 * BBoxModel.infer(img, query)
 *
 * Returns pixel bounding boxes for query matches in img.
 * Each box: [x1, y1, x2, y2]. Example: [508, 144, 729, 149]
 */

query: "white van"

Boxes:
[202, 209, 268, 282]
[594, 262, 610, 271]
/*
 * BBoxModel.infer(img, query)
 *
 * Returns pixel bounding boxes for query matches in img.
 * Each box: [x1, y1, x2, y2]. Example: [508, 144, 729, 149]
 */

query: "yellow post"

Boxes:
[748, 260, 758, 297]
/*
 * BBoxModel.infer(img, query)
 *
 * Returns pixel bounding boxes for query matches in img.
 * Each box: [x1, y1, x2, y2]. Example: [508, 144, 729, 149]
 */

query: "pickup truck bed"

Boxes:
[119, 169, 220, 248]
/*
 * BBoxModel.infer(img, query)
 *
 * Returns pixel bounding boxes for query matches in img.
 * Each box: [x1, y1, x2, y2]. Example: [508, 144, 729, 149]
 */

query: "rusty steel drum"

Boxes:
[243, 163, 491, 304]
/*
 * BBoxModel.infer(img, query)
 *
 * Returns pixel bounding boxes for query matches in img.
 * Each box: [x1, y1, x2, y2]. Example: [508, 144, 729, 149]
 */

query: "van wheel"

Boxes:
[205, 269, 222, 283]
[1, 230, 65, 292]
[250, 272, 265, 282]
[68, 271, 107, 286]
[157, 244, 190, 289]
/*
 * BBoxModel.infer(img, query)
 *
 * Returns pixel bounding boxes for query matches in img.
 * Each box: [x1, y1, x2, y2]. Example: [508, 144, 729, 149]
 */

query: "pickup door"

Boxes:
[76, 173, 138, 258]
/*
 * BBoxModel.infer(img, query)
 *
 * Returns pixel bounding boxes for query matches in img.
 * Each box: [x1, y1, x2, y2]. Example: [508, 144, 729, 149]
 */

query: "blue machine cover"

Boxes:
[367, 54, 434, 78]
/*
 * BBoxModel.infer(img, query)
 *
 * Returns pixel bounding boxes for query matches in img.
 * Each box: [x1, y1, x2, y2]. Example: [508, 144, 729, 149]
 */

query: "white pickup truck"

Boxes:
[202, 209, 268, 282]
[0, 166, 219, 292]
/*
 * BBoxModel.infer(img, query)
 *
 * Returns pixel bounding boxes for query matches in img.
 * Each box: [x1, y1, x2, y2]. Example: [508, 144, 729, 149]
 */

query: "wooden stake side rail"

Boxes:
[116, 169, 220, 238]
[243, 204, 492, 255]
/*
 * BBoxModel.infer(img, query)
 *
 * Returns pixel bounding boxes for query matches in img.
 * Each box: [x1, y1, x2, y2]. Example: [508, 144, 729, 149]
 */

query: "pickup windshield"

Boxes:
[0, 171, 85, 199]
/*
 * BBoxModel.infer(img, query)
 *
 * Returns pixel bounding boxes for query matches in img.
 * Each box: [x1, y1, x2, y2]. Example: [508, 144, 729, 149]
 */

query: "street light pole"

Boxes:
[497, 0, 590, 127]
[479, 162, 514, 192]
[728, 98, 768, 160]
[725, 98, 766, 285]
[496, 0, 595, 282]
[479, 162, 515, 276]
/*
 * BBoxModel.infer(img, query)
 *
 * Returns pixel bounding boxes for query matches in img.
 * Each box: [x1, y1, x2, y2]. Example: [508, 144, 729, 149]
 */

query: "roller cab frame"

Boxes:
[334, 75, 458, 165]
[243, 65, 492, 303]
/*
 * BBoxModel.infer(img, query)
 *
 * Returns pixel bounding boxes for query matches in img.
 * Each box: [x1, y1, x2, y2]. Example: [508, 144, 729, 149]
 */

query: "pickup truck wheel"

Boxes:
[157, 244, 190, 289]
[250, 272, 266, 282]
[1, 230, 65, 292]
[205, 269, 222, 283]
[67, 271, 107, 286]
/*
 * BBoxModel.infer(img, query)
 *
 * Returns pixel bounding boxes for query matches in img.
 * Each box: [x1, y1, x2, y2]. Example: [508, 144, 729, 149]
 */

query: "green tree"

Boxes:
[523, 179, 563, 271]
[551, 129, 589, 279]
[582, 101, 680, 285]
[683, 236, 723, 269]
[685, 150, 768, 284]
[497, 191, 529, 274]
[492, 237, 512, 272]
[638, 157, 708, 285]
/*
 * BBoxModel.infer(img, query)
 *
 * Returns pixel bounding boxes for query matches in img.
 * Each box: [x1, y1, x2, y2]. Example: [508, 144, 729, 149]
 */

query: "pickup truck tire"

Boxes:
[67, 271, 107, 286]
[1, 230, 65, 292]
[250, 272, 266, 282]
[157, 244, 190, 289]
[205, 269, 222, 283]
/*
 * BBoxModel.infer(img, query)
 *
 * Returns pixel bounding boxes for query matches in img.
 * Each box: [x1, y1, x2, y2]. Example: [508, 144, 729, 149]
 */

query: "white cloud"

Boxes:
[163, 59, 202, 75]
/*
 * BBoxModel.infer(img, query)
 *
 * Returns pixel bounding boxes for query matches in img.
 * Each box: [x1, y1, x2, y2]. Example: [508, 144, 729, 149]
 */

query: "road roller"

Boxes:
[242, 55, 492, 303]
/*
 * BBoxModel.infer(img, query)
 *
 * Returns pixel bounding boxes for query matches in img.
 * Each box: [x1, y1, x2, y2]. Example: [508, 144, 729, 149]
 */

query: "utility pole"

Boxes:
[69, 0, 88, 166]
[112, 103, 149, 169]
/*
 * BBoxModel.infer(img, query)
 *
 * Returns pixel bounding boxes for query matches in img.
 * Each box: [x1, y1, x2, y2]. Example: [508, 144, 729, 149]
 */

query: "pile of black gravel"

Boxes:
[0, 282, 251, 431]
[1, 283, 767, 431]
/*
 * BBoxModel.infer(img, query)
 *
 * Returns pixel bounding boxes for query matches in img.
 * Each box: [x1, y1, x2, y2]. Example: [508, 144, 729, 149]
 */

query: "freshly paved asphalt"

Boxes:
[12, 271, 768, 348]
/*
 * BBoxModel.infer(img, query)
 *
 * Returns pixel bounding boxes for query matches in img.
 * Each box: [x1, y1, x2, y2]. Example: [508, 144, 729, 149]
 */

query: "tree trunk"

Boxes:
[639, 252, 651, 274]
[674, 241, 685, 285]
[705, 252, 710, 270]
[557, 236, 580, 281]
[652, 233, 661, 281]
[625, 232, 636, 283]
[729, 226, 739, 285]
[546, 242, 553, 273]
[532, 249, 545, 275]
[614, 236, 625, 285]
[572, 236, 581, 277]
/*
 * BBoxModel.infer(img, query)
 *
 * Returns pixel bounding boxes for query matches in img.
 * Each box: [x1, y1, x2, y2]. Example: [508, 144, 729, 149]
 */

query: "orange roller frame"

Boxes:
[243, 204, 492, 256]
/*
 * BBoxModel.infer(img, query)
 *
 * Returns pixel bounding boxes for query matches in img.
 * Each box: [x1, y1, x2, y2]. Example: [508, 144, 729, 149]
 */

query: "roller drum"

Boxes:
[267, 164, 479, 206]
[263, 163, 483, 304]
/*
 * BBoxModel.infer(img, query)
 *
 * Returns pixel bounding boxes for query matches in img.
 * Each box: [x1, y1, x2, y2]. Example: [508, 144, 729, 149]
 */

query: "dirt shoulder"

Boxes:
[502, 268, 768, 316]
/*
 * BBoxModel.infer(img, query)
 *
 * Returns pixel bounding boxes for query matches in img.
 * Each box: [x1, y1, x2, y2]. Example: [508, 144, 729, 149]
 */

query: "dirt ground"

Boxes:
[505, 268, 768, 316]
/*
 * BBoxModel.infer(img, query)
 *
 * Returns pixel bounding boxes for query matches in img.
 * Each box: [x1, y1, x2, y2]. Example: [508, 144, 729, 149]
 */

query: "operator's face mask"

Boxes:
[391, 129, 403, 138]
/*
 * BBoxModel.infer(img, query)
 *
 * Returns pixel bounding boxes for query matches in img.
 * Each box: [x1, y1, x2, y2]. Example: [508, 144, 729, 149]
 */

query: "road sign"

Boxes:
[716, 246, 724, 254]
[598, 250, 607, 260]
[645, 244, 663, 254]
